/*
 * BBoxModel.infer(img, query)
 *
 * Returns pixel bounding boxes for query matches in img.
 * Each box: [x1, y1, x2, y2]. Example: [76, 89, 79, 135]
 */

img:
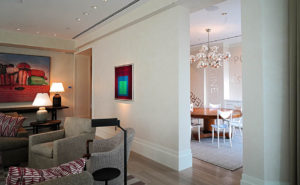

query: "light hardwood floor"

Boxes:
[128, 152, 242, 185]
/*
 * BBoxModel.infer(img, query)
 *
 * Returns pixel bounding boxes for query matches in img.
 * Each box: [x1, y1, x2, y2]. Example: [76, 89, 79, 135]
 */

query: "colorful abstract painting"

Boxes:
[0, 53, 50, 103]
[115, 64, 133, 100]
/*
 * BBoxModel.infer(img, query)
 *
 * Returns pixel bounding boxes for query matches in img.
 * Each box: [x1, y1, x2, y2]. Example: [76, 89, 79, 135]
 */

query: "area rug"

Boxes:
[191, 134, 243, 171]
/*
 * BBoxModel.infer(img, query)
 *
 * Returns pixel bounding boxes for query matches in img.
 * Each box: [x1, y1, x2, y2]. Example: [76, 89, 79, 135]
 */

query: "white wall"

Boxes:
[228, 43, 242, 101]
[241, 0, 289, 184]
[76, 1, 192, 171]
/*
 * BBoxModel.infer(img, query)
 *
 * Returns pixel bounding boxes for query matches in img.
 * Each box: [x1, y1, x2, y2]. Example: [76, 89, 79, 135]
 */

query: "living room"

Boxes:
[0, 0, 299, 185]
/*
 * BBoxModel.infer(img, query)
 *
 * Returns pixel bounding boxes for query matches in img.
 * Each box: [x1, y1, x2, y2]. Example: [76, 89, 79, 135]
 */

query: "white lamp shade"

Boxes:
[32, 93, 52, 106]
[50, 82, 65, 93]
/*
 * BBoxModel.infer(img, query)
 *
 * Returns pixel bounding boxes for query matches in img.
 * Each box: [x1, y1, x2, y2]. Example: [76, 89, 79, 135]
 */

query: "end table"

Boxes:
[30, 120, 61, 134]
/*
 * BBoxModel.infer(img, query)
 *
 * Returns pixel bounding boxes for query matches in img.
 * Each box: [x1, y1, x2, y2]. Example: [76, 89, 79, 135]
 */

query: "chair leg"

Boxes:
[223, 129, 226, 143]
[212, 128, 214, 143]
[229, 126, 232, 148]
[239, 126, 243, 136]
[217, 129, 220, 148]
[198, 125, 200, 142]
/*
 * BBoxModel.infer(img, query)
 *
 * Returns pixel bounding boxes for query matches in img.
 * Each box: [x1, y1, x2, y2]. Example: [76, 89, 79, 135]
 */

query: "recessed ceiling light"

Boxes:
[91, 5, 97, 9]
[76, 18, 81, 22]
[221, 12, 228, 15]
[16, 28, 21, 31]
[103, 0, 108, 2]
[83, 12, 89, 16]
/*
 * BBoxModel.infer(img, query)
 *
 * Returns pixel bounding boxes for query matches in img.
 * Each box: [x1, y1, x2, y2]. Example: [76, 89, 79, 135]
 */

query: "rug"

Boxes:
[191, 133, 243, 171]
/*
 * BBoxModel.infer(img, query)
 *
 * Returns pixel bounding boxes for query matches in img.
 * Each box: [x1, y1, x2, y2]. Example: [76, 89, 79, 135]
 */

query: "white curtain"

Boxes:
[289, 0, 300, 184]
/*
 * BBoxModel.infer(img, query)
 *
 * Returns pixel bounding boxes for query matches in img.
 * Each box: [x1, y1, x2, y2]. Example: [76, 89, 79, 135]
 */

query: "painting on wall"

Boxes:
[0, 53, 50, 103]
[115, 64, 133, 100]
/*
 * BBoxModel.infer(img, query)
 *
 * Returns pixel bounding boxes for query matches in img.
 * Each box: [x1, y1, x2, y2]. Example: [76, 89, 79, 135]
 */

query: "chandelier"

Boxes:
[190, 29, 231, 69]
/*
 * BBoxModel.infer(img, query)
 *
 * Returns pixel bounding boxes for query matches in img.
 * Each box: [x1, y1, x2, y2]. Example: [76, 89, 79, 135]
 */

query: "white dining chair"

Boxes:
[191, 103, 203, 142]
[211, 110, 233, 148]
[209, 103, 221, 109]
[231, 106, 243, 138]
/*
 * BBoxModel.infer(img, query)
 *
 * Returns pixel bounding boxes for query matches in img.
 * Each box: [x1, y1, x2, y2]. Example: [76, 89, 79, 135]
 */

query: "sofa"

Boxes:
[29, 117, 95, 169]
[0, 127, 28, 167]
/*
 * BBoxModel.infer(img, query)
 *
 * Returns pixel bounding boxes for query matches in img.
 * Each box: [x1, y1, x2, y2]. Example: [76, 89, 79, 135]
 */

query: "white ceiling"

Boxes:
[0, 0, 146, 40]
[190, 0, 241, 46]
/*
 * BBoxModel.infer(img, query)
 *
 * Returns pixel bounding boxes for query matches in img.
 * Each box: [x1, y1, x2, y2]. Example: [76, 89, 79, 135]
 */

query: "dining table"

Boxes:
[191, 107, 242, 139]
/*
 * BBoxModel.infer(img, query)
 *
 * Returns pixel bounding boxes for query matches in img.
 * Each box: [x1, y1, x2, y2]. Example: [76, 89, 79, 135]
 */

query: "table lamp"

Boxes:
[32, 93, 52, 122]
[50, 82, 65, 107]
[91, 118, 128, 185]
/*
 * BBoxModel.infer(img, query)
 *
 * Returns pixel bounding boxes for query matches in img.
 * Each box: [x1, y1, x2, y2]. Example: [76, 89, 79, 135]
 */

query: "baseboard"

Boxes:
[241, 174, 290, 185]
[96, 128, 192, 171]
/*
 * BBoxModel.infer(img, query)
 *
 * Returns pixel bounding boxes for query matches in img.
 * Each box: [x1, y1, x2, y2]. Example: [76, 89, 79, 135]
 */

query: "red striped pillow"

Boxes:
[6, 158, 86, 185]
[0, 114, 25, 137]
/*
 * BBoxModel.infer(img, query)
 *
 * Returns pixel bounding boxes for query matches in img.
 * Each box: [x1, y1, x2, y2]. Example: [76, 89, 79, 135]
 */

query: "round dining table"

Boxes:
[191, 107, 242, 139]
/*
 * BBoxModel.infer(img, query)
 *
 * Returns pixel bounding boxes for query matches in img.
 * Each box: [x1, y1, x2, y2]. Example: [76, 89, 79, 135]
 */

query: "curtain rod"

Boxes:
[190, 34, 242, 47]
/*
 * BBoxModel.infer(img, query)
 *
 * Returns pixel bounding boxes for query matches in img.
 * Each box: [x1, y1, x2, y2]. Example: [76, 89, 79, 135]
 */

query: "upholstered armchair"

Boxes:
[35, 171, 93, 185]
[0, 127, 28, 167]
[29, 117, 95, 169]
[85, 128, 135, 185]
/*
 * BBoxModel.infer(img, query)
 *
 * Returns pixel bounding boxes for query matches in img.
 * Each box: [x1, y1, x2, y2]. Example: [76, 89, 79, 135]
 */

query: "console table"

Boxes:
[0, 106, 69, 120]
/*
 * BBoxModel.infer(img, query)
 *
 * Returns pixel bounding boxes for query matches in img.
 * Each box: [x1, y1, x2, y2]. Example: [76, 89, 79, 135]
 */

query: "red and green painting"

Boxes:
[0, 53, 50, 103]
[115, 65, 133, 100]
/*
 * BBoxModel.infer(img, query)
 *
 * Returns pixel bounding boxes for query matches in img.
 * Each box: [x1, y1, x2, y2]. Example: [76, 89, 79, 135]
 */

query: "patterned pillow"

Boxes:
[0, 114, 25, 137]
[6, 158, 86, 185]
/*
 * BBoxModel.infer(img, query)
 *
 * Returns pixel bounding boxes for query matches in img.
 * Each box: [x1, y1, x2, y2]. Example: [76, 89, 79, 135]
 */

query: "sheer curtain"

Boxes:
[289, 0, 300, 184]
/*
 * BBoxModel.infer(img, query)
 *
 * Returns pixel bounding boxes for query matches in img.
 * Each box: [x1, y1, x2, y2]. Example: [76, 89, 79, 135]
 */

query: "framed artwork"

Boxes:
[115, 64, 133, 100]
[0, 53, 50, 103]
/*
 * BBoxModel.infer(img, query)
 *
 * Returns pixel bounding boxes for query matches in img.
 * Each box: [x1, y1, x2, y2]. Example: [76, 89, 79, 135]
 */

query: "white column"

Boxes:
[241, 0, 290, 184]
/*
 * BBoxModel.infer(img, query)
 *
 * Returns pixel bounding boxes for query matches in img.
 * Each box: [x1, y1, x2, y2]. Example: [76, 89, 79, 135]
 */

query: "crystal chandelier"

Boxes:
[190, 29, 231, 69]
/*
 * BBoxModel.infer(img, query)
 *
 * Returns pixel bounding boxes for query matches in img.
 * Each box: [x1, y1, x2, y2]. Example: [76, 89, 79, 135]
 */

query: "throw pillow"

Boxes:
[6, 158, 86, 185]
[0, 114, 25, 137]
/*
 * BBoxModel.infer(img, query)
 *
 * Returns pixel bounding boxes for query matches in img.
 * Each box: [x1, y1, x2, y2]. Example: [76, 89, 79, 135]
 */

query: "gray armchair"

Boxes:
[86, 128, 135, 185]
[29, 117, 95, 169]
[35, 171, 93, 185]
[0, 127, 28, 167]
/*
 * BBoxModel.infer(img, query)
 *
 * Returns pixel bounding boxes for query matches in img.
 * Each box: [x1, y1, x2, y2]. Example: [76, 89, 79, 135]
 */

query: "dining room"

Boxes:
[189, 0, 243, 173]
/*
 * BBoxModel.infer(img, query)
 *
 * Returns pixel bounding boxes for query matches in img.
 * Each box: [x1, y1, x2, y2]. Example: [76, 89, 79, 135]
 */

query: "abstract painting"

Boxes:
[115, 64, 133, 100]
[0, 53, 50, 103]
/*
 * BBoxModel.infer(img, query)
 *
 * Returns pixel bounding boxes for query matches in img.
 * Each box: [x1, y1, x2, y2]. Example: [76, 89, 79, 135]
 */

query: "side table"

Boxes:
[92, 168, 121, 185]
[30, 120, 61, 134]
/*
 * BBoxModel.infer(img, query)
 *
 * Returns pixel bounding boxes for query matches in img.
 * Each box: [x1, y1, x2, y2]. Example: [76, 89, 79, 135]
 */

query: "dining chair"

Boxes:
[191, 103, 203, 142]
[209, 103, 221, 109]
[211, 110, 233, 148]
[231, 106, 243, 138]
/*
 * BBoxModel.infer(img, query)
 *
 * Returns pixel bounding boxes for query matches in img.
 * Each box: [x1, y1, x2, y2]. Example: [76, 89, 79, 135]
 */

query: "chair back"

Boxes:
[217, 110, 233, 125]
[209, 103, 221, 109]
[190, 103, 194, 112]
[64, 117, 96, 138]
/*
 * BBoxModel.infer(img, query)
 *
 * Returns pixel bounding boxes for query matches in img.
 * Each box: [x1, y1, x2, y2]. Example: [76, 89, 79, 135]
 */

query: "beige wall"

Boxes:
[0, 46, 74, 125]
[74, 54, 91, 118]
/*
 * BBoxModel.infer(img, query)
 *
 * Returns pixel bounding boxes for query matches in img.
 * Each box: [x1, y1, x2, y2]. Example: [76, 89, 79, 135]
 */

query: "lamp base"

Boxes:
[36, 107, 48, 123]
[53, 94, 61, 107]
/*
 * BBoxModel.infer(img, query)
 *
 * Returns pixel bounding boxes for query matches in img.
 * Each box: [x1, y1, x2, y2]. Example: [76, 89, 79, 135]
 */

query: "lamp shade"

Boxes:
[50, 82, 65, 93]
[32, 93, 52, 106]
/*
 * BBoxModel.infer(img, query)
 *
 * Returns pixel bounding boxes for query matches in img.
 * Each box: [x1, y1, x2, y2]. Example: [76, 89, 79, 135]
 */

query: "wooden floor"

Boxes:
[128, 152, 242, 185]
